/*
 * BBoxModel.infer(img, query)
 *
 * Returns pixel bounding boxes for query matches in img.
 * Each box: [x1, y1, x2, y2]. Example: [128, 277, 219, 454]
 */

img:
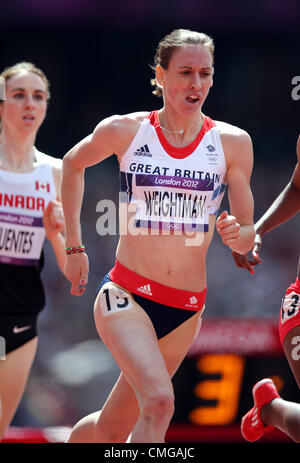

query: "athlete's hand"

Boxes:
[64, 252, 89, 296]
[43, 200, 65, 240]
[231, 233, 263, 274]
[216, 210, 241, 248]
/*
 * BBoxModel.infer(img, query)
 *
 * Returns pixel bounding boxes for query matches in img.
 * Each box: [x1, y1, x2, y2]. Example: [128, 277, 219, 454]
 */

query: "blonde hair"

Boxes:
[151, 29, 214, 98]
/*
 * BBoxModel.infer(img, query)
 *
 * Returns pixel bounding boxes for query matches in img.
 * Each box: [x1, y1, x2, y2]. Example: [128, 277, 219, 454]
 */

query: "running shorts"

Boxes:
[279, 278, 300, 346]
[96, 260, 206, 339]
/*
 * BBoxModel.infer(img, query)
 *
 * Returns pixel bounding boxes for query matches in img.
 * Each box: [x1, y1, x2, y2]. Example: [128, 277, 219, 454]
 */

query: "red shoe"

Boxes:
[241, 378, 280, 442]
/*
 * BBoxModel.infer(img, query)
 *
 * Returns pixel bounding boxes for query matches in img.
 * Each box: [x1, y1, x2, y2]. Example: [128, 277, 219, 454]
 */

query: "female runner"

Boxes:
[62, 29, 255, 443]
[0, 62, 65, 439]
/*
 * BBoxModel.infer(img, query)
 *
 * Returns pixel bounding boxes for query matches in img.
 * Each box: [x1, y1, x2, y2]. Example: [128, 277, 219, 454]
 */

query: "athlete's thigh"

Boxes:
[283, 325, 300, 389]
[100, 310, 202, 420]
[105, 311, 202, 406]
[100, 313, 201, 418]
[0, 337, 38, 437]
[159, 310, 202, 377]
[94, 282, 173, 397]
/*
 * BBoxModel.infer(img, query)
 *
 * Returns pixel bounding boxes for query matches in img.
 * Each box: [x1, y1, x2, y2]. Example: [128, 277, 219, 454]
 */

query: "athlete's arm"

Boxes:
[216, 129, 255, 255]
[42, 163, 66, 274]
[255, 135, 300, 241]
[233, 134, 300, 273]
[43, 199, 66, 274]
[61, 114, 138, 295]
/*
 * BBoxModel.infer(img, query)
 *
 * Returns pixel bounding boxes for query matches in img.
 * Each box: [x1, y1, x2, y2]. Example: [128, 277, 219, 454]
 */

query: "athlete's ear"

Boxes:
[155, 65, 165, 90]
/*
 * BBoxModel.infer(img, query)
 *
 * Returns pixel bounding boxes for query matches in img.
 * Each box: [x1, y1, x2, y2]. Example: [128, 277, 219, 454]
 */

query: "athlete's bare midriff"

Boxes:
[116, 214, 216, 292]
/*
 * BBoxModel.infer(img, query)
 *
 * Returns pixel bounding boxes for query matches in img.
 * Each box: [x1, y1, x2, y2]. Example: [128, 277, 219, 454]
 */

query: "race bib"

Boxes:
[0, 211, 45, 265]
[133, 174, 213, 232]
[280, 291, 300, 324]
[100, 284, 133, 316]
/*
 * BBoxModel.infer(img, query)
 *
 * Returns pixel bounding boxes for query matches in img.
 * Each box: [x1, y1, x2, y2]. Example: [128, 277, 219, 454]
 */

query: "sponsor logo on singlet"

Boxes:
[134, 144, 152, 157]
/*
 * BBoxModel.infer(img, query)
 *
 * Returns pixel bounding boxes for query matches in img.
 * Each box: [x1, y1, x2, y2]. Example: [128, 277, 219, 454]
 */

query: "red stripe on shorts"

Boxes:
[109, 260, 206, 311]
[279, 278, 300, 345]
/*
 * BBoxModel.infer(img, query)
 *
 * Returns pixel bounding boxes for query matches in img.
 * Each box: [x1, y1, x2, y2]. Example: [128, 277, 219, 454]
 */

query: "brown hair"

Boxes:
[0, 62, 50, 132]
[0, 62, 50, 100]
[151, 29, 214, 97]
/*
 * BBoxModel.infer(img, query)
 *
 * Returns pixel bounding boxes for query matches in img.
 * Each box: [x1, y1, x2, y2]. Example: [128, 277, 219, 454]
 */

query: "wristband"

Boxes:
[65, 245, 85, 255]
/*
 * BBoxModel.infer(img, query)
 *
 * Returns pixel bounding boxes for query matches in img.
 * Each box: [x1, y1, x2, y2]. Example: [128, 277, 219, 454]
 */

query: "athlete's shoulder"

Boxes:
[93, 112, 150, 156]
[212, 120, 253, 171]
[99, 111, 149, 134]
[35, 149, 62, 170]
[213, 119, 252, 152]
[122, 111, 150, 123]
[213, 120, 251, 139]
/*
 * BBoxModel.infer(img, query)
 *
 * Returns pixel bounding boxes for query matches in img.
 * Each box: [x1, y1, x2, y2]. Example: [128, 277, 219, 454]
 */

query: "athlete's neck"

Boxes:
[158, 109, 204, 141]
[0, 130, 36, 172]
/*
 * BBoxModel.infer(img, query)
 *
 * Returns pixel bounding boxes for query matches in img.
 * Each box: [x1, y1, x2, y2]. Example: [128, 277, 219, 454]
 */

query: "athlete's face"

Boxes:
[0, 71, 47, 135]
[157, 44, 213, 117]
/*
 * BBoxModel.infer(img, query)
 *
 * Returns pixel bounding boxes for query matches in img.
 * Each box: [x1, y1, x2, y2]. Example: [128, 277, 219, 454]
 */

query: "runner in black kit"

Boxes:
[62, 29, 255, 443]
[0, 62, 66, 440]
[232, 134, 300, 442]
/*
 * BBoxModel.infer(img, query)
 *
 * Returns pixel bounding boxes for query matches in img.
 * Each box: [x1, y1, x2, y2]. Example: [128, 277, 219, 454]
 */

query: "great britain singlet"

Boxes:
[0, 149, 60, 314]
[120, 111, 227, 233]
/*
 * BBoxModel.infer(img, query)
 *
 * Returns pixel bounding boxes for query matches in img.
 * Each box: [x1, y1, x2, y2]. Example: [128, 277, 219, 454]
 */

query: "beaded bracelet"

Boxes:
[65, 245, 86, 255]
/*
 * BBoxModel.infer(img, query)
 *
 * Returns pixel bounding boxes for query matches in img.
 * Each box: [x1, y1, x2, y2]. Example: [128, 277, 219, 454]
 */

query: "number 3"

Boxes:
[281, 293, 300, 322]
[190, 353, 245, 425]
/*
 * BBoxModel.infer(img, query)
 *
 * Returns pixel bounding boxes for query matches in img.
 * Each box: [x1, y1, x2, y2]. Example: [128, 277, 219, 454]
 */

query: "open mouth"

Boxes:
[23, 115, 35, 121]
[185, 95, 200, 105]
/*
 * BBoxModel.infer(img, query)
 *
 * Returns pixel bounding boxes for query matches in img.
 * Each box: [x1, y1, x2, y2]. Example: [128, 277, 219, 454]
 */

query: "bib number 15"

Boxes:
[100, 285, 133, 316]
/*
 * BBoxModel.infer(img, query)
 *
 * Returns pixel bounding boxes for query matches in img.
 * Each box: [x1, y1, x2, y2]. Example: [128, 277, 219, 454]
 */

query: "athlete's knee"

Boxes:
[96, 422, 129, 443]
[141, 386, 175, 422]
[96, 414, 134, 443]
[68, 410, 130, 443]
[67, 412, 100, 443]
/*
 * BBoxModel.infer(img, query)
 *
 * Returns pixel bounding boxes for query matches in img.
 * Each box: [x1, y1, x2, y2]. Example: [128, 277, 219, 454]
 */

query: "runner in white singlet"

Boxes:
[0, 62, 66, 440]
[62, 29, 255, 443]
